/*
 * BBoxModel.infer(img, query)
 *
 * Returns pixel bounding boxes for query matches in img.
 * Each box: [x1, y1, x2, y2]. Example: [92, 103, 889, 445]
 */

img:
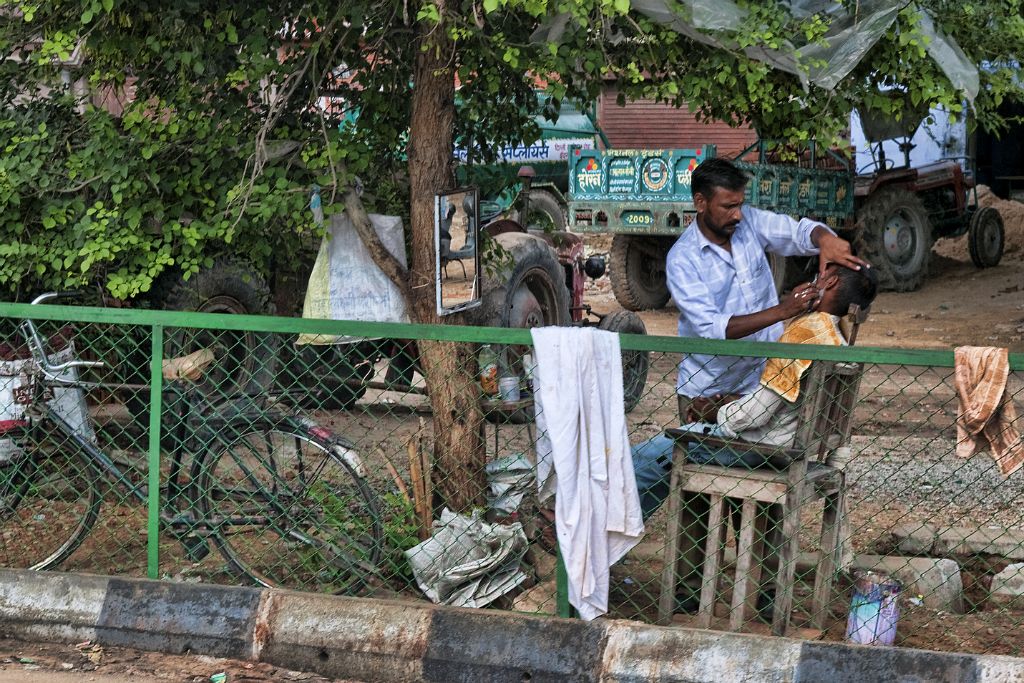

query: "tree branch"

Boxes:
[341, 181, 413, 304]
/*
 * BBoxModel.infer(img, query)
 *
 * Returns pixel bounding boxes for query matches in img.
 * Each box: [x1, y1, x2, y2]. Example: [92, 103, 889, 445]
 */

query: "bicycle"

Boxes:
[0, 293, 383, 594]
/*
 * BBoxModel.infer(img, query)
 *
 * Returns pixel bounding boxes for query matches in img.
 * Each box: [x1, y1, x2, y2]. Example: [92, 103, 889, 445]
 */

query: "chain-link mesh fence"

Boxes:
[1, 301, 1022, 655]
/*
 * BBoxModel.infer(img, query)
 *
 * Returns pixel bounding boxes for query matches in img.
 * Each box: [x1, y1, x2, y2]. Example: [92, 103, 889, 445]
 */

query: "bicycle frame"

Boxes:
[5, 292, 382, 586]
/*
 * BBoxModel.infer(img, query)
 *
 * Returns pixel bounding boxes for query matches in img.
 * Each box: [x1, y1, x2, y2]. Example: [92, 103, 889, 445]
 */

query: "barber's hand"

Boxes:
[816, 231, 869, 277]
[779, 282, 819, 317]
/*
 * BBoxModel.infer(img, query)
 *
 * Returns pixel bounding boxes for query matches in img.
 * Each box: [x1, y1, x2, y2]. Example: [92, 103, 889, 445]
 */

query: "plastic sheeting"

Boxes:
[0, 346, 95, 464]
[405, 508, 529, 608]
[918, 11, 979, 102]
[298, 212, 409, 345]
[537, 0, 978, 101]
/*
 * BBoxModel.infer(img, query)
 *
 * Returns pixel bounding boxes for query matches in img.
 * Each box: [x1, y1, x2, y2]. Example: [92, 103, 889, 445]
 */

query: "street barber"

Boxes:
[668, 156, 868, 423]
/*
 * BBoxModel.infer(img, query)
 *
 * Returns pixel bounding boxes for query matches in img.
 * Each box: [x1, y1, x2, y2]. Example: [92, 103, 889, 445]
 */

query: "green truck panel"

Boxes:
[568, 146, 854, 235]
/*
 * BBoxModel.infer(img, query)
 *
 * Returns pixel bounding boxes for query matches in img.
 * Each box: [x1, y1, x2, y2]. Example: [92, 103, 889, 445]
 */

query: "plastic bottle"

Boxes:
[479, 344, 499, 395]
[520, 352, 537, 397]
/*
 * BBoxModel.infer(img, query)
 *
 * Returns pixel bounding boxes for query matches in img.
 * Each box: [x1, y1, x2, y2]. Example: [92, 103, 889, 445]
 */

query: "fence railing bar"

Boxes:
[3, 303, 1019, 369]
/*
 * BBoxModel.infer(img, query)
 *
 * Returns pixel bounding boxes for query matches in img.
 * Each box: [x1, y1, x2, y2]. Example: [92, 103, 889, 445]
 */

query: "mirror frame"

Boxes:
[435, 186, 482, 316]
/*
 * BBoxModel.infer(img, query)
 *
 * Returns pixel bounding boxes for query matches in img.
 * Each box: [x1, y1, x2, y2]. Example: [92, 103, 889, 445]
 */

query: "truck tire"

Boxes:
[470, 232, 570, 424]
[968, 206, 1004, 268]
[597, 310, 650, 413]
[610, 235, 673, 311]
[124, 258, 278, 423]
[527, 189, 567, 232]
[855, 187, 932, 292]
[472, 232, 571, 329]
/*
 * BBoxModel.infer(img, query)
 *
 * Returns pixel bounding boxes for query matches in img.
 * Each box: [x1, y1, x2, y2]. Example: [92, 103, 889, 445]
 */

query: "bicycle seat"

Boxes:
[162, 348, 217, 382]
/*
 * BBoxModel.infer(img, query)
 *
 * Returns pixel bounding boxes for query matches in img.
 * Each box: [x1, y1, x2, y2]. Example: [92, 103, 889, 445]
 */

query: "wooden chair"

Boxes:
[657, 305, 868, 636]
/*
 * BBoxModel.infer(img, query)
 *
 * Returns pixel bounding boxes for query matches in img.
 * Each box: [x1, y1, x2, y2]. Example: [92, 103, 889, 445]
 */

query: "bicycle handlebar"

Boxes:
[22, 292, 104, 378]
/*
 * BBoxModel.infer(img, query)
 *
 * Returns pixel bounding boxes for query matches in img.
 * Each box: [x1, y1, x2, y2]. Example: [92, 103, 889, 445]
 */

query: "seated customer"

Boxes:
[632, 263, 877, 612]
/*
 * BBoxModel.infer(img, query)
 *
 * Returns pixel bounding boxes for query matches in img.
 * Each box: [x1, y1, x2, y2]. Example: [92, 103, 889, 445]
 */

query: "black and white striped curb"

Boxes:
[1, 569, 1022, 682]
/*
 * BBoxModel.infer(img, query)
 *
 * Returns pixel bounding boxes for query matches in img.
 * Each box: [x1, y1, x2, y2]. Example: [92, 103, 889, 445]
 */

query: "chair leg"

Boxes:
[658, 456, 686, 626]
[743, 507, 769, 620]
[698, 494, 726, 629]
[811, 489, 843, 630]
[730, 498, 758, 631]
[772, 486, 803, 637]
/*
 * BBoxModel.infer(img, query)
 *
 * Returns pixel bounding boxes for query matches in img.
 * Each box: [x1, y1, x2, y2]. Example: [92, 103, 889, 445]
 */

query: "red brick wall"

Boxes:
[597, 89, 757, 156]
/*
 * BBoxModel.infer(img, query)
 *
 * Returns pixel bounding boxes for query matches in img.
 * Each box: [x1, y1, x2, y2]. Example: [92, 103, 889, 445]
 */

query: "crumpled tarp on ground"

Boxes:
[405, 509, 529, 608]
[486, 452, 536, 516]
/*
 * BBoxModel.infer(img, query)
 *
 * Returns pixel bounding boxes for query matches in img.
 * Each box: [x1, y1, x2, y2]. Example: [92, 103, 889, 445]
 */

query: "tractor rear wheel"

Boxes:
[968, 206, 1004, 268]
[470, 232, 570, 424]
[472, 232, 571, 329]
[855, 187, 932, 292]
[526, 189, 567, 232]
[123, 258, 277, 424]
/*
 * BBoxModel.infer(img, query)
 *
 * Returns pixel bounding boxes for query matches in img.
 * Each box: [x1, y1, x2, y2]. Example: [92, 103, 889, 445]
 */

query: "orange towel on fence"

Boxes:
[954, 346, 1024, 478]
[761, 312, 846, 403]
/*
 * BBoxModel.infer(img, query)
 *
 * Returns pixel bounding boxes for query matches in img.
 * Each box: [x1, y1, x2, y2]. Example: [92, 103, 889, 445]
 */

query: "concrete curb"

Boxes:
[2, 569, 1024, 682]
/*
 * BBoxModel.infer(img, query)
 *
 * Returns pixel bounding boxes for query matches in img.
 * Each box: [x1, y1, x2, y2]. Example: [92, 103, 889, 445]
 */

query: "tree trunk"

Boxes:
[407, 6, 488, 512]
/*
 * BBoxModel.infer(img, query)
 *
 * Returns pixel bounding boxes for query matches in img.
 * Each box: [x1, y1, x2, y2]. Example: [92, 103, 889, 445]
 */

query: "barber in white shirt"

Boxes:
[667, 157, 867, 423]
[635, 157, 868, 616]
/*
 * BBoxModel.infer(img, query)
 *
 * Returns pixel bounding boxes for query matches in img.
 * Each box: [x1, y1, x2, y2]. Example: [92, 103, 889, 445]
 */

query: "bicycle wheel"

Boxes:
[0, 427, 101, 570]
[197, 420, 382, 593]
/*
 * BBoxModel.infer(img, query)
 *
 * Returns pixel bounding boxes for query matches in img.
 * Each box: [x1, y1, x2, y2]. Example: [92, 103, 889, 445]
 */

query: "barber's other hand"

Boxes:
[816, 231, 869, 276]
[780, 282, 818, 317]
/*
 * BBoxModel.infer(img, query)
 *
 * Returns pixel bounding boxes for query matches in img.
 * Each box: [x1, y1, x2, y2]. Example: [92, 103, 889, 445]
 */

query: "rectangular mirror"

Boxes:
[435, 187, 482, 316]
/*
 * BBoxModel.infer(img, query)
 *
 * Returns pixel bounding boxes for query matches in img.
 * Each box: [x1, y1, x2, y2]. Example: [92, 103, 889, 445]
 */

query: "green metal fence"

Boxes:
[1, 301, 1022, 655]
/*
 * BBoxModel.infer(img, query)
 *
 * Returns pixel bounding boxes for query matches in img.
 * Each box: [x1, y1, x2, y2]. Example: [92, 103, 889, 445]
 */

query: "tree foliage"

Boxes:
[0, 1, 1021, 299]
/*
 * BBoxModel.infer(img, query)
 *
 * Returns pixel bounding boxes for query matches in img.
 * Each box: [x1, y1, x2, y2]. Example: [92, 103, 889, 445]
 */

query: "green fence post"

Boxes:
[147, 324, 164, 579]
[556, 545, 572, 618]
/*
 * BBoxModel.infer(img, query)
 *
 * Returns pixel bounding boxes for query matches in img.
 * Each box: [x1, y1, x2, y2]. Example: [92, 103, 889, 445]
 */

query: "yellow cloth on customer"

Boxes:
[760, 312, 846, 403]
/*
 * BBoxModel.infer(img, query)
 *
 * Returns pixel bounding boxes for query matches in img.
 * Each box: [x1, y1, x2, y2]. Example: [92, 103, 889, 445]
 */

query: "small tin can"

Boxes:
[498, 376, 521, 403]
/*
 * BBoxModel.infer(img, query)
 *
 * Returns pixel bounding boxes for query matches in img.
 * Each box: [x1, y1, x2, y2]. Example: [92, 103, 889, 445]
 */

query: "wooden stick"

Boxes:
[407, 421, 433, 541]
[375, 446, 410, 503]
[418, 417, 433, 532]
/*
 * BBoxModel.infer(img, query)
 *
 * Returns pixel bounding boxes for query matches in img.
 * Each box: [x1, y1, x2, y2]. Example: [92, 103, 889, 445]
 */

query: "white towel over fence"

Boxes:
[530, 326, 644, 620]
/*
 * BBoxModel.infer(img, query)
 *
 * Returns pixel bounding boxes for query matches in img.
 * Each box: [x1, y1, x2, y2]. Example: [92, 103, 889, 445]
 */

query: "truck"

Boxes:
[567, 140, 1003, 309]
[457, 95, 605, 231]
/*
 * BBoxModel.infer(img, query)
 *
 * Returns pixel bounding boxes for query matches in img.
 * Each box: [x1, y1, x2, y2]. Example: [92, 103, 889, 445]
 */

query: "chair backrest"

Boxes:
[792, 304, 868, 462]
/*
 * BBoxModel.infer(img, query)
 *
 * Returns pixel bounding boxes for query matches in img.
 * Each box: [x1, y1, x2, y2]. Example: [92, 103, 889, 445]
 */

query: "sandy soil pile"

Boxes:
[934, 185, 1024, 260]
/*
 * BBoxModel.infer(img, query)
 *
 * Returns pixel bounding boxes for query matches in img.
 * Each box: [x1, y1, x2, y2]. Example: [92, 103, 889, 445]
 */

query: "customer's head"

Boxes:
[816, 264, 878, 316]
